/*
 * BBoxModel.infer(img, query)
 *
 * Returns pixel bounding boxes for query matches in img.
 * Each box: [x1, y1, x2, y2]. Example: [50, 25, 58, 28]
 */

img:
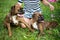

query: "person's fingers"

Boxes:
[50, 5, 54, 11]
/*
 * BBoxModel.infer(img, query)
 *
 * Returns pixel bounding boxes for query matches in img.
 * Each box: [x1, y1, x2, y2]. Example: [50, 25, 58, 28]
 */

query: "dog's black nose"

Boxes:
[37, 15, 44, 23]
[18, 8, 24, 14]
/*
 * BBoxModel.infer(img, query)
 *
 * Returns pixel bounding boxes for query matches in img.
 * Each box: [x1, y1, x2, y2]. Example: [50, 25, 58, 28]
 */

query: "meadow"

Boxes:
[0, 0, 60, 40]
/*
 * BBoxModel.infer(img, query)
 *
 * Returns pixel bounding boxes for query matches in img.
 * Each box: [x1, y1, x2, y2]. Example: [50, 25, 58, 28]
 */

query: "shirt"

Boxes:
[18, 0, 42, 18]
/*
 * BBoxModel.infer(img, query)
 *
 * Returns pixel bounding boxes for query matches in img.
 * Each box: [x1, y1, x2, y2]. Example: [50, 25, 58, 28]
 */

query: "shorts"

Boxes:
[24, 11, 42, 18]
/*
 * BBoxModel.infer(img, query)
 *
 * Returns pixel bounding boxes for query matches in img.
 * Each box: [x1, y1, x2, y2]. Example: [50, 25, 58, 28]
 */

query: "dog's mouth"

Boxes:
[18, 12, 24, 14]
[14, 8, 24, 17]
[17, 14, 24, 18]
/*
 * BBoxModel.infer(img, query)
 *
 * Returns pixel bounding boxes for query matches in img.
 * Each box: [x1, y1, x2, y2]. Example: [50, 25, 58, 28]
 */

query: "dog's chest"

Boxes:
[11, 16, 19, 24]
[32, 22, 38, 29]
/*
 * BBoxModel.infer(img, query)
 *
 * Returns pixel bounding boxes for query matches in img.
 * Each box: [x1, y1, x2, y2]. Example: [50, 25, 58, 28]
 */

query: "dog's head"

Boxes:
[32, 12, 44, 22]
[10, 5, 24, 15]
[18, 8, 24, 14]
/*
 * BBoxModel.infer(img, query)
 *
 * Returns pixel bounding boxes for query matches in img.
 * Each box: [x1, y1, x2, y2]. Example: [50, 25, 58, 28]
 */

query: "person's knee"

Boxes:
[24, 17, 31, 25]
[20, 23, 26, 28]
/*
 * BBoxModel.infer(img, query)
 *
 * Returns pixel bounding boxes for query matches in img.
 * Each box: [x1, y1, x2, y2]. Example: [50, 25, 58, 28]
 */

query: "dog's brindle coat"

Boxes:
[31, 12, 58, 36]
[4, 5, 34, 37]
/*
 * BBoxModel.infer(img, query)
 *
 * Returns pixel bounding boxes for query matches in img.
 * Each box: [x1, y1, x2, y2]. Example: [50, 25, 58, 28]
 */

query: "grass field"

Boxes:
[0, 0, 60, 40]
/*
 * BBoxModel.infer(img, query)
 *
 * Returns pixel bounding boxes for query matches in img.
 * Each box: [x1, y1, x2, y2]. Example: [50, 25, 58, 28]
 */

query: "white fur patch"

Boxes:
[32, 22, 38, 29]
[12, 15, 18, 24]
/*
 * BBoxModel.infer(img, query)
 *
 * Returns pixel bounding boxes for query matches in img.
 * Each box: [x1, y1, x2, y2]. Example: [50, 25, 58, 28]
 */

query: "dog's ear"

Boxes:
[32, 13, 36, 18]
[10, 5, 15, 15]
[11, 6, 15, 10]
[32, 12, 39, 19]
[32, 13, 39, 21]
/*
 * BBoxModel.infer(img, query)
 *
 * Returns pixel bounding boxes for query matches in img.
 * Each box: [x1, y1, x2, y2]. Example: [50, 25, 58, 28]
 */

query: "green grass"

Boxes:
[0, 0, 60, 40]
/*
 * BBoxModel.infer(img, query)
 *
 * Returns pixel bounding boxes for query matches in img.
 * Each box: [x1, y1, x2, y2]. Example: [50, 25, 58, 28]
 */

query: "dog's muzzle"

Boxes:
[37, 15, 44, 23]
[18, 8, 24, 14]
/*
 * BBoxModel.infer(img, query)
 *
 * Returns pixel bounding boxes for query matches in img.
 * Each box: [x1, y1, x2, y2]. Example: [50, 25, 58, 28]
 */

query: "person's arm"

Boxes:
[41, 0, 54, 11]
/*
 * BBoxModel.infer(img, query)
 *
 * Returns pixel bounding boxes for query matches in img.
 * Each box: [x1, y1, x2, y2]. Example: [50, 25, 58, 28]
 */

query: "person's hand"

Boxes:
[50, 5, 54, 11]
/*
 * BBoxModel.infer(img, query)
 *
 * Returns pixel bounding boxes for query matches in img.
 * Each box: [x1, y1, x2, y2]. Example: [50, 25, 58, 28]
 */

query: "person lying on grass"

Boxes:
[15, 0, 54, 34]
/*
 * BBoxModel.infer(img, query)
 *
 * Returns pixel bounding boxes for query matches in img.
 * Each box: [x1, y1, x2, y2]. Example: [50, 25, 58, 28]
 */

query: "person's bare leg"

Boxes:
[24, 17, 31, 25]
[24, 17, 34, 32]
[20, 23, 26, 28]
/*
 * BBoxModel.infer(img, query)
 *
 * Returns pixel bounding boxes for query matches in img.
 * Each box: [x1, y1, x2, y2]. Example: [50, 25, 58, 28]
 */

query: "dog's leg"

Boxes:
[37, 23, 44, 36]
[7, 23, 12, 37]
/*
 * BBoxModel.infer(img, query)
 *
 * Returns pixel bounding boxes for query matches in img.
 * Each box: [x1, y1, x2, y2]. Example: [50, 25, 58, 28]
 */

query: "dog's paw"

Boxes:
[29, 29, 34, 32]
[9, 32, 12, 37]
[31, 29, 35, 32]
[38, 32, 45, 36]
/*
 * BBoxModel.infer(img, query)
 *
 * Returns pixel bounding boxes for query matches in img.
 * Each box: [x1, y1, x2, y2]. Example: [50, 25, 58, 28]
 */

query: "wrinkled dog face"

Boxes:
[32, 12, 44, 21]
[15, 4, 24, 14]
[10, 5, 21, 15]
[18, 8, 24, 14]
